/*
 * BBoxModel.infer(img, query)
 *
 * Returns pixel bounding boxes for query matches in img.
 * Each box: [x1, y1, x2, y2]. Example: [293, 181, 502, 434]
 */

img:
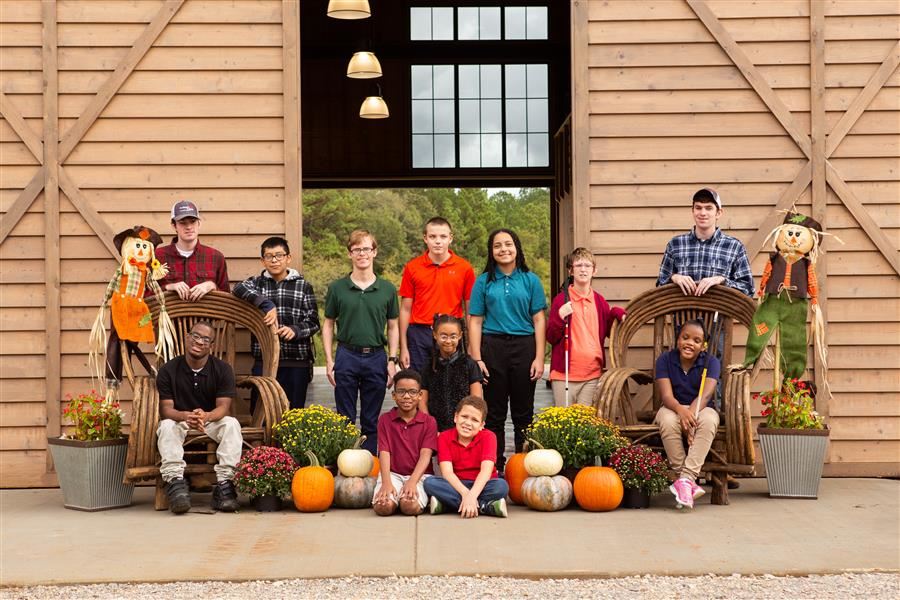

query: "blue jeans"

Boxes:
[252, 362, 312, 412]
[406, 324, 434, 374]
[333, 346, 387, 454]
[423, 476, 509, 511]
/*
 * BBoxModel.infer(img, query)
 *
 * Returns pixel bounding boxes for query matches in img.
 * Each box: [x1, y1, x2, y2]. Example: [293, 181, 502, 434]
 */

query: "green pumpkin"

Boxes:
[332, 475, 376, 509]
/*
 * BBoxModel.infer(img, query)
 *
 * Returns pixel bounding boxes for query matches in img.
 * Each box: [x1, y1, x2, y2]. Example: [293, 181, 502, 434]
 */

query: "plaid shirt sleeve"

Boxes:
[657, 240, 677, 287]
[233, 275, 277, 313]
[288, 279, 320, 339]
[725, 240, 755, 297]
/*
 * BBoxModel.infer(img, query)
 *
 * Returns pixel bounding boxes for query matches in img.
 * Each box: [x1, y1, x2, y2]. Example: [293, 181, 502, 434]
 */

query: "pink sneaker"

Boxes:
[691, 481, 706, 500]
[669, 478, 694, 509]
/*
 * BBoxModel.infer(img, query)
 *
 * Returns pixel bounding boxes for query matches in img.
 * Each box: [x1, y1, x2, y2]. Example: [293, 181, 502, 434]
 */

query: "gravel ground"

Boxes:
[2, 573, 898, 600]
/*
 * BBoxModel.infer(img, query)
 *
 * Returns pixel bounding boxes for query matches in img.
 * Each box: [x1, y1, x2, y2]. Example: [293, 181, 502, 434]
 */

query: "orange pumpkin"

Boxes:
[368, 455, 380, 479]
[573, 466, 623, 512]
[292, 450, 334, 512]
[504, 452, 528, 505]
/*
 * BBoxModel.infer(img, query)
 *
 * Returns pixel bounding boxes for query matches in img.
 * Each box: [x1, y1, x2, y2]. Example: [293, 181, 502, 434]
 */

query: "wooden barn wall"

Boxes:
[575, 0, 899, 476]
[0, 0, 301, 487]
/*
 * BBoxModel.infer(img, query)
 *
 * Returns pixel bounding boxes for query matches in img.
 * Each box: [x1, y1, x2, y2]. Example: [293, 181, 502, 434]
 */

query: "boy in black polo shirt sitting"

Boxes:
[156, 321, 243, 514]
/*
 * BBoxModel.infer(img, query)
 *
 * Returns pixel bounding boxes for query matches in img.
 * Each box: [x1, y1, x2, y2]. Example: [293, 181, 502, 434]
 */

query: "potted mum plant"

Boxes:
[273, 405, 360, 469]
[608, 443, 669, 509]
[233, 446, 296, 511]
[525, 404, 629, 478]
[757, 378, 829, 498]
[47, 390, 134, 511]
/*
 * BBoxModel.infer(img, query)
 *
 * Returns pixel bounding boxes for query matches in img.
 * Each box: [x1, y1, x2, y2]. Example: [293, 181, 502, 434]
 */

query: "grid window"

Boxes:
[458, 7, 501, 40]
[411, 65, 456, 168]
[459, 64, 502, 167]
[505, 63, 548, 167]
[504, 7, 548, 40]
[410, 7, 454, 40]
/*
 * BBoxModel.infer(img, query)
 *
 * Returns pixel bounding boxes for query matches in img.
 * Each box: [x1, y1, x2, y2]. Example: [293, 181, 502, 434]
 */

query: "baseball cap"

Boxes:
[692, 188, 722, 209]
[171, 201, 200, 221]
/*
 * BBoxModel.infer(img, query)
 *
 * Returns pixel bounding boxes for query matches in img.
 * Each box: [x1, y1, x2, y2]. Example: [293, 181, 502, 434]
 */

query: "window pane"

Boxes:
[506, 99, 526, 132]
[505, 7, 526, 40]
[433, 65, 455, 99]
[458, 65, 479, 99]
[481, 99, 502, 133]
[458, 99, 480, 133]
[482, 134, 503, 167]
[412, 100, 433, 134]
[434, 134, 455, 168]
[506, 133, 527, 167]
[411, 66, 432, 99]
[528, 133, 549, 167]
[527, 98, 548, 132]
[413, 135, 433, 168]
[527, 64, 548, 97]
[432, 7, 454, 40]
[410, 7, 431, 40]
[526, 7, 548, 40]
[459, 134, 480, 167]
[458, 7, 478, 40]
[480, 64, 502, 98]
[479, 7, 501, 40]
[433, 100, 455, 134]
[505, 64, 526, 98]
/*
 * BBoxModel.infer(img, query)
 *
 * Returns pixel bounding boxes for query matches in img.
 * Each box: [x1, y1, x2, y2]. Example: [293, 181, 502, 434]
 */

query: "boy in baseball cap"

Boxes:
[155, 201, 229, 301]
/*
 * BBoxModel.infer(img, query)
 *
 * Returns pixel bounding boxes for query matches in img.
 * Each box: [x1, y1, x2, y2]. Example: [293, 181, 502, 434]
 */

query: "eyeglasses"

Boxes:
[437, 334, 460, 341]
[393, 388, 420, 397]
[571, 262, 594, 270]
[349, 247, 374, 256]
[189, 332, 213, 346]
[263, 252, 288, 262]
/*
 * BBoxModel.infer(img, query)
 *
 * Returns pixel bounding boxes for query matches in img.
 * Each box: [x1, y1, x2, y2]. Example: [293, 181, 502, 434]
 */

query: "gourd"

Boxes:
[573, 463, 624, 512]
[523, 439, 563, 477]
[337, 436, 374, 477]
[369, 455, 381, 479]
[504, 452, 529, 505]
[292, 450, 334, 512]
[521, 475, 573, 512]
[333, 474, 376, 509]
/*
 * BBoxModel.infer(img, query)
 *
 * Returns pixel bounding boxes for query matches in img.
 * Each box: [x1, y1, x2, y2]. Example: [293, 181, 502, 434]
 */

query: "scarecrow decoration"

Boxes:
[742, 212, 842, 395]
[88, 226, 177, 401]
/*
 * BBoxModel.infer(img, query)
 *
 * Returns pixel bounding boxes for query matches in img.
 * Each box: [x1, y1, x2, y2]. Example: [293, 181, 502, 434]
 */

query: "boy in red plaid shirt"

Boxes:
[155, 201, 229, 301]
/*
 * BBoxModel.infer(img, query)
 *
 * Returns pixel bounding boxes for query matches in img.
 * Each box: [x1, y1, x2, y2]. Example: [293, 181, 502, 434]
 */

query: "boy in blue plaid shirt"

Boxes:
[233, 237, 320, 409]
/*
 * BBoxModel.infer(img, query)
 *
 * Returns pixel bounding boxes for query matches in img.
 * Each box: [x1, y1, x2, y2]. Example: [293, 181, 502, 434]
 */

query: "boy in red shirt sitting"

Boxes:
[423, 396, 509, 518]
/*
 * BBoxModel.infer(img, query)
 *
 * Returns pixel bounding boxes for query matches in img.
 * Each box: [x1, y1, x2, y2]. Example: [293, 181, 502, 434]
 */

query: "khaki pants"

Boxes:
[654, 406, 719, 481]
[157, 416, 243, 483]
[551, 378, 600, 407]
[373, 472, 431, 509]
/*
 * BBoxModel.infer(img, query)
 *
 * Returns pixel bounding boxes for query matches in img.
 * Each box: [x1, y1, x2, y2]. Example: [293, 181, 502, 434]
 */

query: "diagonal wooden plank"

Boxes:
[826, 162, 900, 277]
[58, 0, 184, 162]
[826, 41, 900, 157]
[745, 161, 812, 260]
[58, 166, 120, 260]
[687, 0, 811, 159]
[0, 167, 46, 244]
[0, 91, 43, 163]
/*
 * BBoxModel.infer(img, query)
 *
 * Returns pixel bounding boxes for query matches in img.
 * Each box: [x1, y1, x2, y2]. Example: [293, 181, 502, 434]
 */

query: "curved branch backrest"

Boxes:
[608, 284, 756, 372]
[147, 291, 280, 377]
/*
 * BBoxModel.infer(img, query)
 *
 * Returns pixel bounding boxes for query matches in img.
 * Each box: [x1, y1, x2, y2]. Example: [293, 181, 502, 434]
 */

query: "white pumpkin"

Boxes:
[337, 436, 374, 477]
[524, 448, 564, 477]
[522, 475, 573, 511]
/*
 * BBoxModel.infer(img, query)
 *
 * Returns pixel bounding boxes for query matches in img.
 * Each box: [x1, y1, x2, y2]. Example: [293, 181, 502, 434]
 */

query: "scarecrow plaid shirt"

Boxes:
[232, 269, 320, 364]
[155, 241, 230, 291]
[657, 228, 755, 297]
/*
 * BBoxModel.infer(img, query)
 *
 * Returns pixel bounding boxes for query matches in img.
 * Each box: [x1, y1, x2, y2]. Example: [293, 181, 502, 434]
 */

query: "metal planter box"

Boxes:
[758, 425, 829, 499]
[47, 437, 134, 511]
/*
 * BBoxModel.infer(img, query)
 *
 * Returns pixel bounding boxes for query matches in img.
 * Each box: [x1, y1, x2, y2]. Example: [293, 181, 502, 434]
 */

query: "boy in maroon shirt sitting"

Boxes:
[423, 396, 509, 518]
[372, 369, 438, 516]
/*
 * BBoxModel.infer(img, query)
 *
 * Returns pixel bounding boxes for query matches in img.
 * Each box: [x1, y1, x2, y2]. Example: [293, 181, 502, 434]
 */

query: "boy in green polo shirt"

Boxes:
[322, 230, 400, 455]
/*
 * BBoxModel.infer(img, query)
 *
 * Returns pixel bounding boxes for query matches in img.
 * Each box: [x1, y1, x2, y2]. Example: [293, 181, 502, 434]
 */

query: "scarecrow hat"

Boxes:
[113, 225, 163, 254]
[783, 212, 822, 233]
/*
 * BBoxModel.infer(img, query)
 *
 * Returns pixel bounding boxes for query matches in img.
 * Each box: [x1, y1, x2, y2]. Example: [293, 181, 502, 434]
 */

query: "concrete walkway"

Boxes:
[1, 478, 897, 586]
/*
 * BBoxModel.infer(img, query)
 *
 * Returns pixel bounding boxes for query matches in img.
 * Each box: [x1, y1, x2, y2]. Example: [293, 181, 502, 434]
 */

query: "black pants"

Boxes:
[482, 333, 537, 470]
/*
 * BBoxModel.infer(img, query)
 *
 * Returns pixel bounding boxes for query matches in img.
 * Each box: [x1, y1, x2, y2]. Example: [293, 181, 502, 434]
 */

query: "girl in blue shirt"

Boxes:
[467, 229, 547, 472]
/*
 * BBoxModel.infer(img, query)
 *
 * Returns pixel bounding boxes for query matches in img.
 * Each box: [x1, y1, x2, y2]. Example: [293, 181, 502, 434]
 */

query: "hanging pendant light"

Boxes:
[327, 0, 370, 19]
[347, 51, 382, 79]
[360, 85, 389, 119]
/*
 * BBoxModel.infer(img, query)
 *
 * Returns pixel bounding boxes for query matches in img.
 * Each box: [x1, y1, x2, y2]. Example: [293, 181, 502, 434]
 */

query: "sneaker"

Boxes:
[211, 480, 239, 512]
[428, 496, 444, 515]
[165, 477, 191, 514]
[480, 498, 508, 518]
[669, 478, 694, 509]
[691, 481, 706, 500]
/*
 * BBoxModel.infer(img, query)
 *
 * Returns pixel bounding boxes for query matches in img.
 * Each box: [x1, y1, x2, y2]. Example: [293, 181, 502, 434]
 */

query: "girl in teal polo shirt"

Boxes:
[467, 229, 547, 472]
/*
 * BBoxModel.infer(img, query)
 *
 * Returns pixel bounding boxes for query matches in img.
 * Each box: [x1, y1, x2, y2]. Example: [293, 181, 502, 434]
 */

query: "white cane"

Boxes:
[564, 315, 570, 407]
[693, 311, 719, 422]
